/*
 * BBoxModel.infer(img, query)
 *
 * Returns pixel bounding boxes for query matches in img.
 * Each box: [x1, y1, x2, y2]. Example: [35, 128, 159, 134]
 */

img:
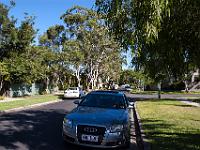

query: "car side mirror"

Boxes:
[80, 95, 86, 99]
[129, 102, 134, 106]
[74, 100, 80, 105]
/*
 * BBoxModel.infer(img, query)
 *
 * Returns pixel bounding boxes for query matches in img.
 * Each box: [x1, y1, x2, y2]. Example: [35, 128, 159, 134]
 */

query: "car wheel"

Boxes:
[123, 135, 130, 148]
[125, 139, 130, 148]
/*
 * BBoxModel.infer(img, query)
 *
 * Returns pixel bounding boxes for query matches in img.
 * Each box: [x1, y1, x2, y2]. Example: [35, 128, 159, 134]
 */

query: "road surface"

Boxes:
[0, 98, 137, 150]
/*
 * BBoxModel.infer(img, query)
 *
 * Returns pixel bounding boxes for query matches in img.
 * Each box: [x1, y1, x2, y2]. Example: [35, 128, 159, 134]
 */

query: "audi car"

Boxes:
[62, 90, 134, 148]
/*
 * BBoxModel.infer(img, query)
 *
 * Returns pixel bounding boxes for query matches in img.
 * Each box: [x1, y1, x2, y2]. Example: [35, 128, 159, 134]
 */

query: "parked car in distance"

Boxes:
[64, 87, 84, 98]
[62, 90, 134, 148]
[120, 84, 132, 92]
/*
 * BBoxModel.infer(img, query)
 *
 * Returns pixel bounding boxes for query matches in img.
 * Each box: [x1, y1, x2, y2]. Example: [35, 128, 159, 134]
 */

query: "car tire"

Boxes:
[121, 141, 130, 149]
[123, 135, 130, 148]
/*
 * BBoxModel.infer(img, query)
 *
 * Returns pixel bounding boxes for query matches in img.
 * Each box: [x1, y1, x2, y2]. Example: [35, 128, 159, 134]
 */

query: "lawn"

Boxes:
[0, 95, 59, 111]
[136, 99, 200, 150]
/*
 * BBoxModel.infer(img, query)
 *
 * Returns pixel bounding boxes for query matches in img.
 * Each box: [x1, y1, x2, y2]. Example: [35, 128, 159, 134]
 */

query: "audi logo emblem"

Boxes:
[84, 127, 98, 133]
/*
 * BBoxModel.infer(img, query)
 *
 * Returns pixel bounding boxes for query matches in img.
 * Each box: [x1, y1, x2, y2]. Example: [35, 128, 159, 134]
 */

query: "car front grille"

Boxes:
[77, 125, 106, 145]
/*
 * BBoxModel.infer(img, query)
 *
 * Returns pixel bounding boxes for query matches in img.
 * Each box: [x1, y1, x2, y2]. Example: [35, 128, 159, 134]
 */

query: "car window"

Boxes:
[79, 94, 125, 109]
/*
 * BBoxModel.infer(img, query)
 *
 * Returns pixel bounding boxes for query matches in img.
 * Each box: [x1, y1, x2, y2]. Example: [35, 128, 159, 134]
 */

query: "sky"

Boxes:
[1, 0, 95, 36]
[1, 0, 132, 69]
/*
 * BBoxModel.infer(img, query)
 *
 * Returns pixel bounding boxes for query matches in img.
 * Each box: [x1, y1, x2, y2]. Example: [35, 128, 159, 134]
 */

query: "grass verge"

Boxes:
[0, 95, 59, 111]
[136, 99, 200, 150]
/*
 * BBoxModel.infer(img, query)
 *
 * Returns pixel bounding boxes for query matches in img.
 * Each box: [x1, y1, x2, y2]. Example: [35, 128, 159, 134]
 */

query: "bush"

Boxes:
[164, 81, 185, 91]
[0, 96, 5, 100]
[41, 90, 48, 95]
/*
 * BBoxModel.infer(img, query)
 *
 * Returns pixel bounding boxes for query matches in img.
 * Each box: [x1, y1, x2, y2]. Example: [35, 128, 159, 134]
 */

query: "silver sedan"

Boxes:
[62, 90, 134, 148]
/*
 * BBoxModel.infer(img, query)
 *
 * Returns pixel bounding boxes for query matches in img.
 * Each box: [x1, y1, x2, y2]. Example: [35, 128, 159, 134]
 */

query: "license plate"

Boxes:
[81, 134, 98, 142]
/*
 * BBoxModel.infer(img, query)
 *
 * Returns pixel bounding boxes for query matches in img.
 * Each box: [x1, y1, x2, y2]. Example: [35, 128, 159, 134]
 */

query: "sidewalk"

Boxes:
[0, 97, 25, 103]
[180, 100, 200, 107]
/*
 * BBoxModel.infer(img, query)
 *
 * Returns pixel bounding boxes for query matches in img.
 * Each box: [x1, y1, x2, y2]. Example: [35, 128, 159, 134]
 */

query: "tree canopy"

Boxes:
[96, 0, 200, 85]
[60, 6, 122, 89]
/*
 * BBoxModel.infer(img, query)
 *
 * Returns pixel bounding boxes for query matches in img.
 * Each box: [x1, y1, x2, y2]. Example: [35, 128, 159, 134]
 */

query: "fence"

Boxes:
[9, 83, 44, 97]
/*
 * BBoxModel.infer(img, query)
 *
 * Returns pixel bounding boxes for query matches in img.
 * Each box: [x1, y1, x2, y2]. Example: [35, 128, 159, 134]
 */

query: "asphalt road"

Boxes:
[0, 98, 137, 150]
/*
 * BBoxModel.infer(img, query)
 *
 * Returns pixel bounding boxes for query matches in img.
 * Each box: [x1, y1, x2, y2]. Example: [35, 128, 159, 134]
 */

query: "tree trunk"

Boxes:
[91, 79, 94, 90]
[184, 80, 189, 92]
[75, 65, 81, 87]
[46, 77, 50, 93]
[157, 82, 161, 99]
[0, 80, 3, 93]
[59, 78, 64, 90]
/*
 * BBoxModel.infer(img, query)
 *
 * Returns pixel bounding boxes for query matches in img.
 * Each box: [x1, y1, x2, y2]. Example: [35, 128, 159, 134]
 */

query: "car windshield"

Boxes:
[68, 87, 77, 90]
[79, 94, 125, 109]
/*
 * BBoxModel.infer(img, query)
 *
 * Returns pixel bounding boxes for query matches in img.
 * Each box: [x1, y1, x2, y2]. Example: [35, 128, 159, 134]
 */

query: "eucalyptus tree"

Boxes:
[39, 25, 65, 51]
[63, 40, 84, 87]
[39, 25, 71, 90]
[61, 6, 122, 89]
[0, 2, 18, 59]
[0, 13, 36, 58]
[99, 49, 123, 87]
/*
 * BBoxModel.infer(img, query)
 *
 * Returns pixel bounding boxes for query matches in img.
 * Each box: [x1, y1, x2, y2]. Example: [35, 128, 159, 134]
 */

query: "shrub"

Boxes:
[0, 96, 5, 100]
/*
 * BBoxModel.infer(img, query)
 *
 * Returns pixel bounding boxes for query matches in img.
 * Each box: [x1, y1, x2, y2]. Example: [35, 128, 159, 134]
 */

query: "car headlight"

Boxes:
[63, 118, 73, 128]
[110, 124, 123, 133]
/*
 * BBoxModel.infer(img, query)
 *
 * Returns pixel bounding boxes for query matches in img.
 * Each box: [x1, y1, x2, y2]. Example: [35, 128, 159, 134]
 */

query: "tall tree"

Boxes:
[0, 2, 17, 58]
[61, 6, 122, 89]
[63, 40, 84, 87]
[39, 25, 70, 90]
[96, 0, 200, 90]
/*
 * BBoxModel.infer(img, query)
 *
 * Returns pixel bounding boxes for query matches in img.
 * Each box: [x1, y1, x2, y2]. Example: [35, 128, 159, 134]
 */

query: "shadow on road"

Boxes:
[0, 108, 135, 150]
[0, 108, 72, 150]
[0, 97, 136, 150]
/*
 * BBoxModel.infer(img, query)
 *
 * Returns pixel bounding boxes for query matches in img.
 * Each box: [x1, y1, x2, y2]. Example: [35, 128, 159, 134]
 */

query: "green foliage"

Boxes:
[39, 24, 65, 49]
[96, 0, 200, 84]
[0, 2, 127, 94]
[0, 3, 36, 59]
[0, 96, 4, 100]
[0, 62, 10, 92]
[0, 62, 9, 80]
[96, 0, 171, 46]
[17, 15, 36, 50]
[4, 47, 55, 84]
[61, 6, 123, 88]
[119, 69, 153, 89]
[39, 24, 71, 89]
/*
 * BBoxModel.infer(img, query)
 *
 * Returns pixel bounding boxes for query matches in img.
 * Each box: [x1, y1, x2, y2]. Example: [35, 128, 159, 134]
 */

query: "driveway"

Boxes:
[0, 98, 137, 150]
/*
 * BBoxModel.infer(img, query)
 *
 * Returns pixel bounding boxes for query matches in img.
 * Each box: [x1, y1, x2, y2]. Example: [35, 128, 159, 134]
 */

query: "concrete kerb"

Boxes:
[180, 100, 200, 107]
[0, 99, 62, 114]
[134, 102, 151, 150]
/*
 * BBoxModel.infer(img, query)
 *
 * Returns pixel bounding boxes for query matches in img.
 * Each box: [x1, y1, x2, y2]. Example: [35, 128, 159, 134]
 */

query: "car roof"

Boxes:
[89, 90, 124, 96]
